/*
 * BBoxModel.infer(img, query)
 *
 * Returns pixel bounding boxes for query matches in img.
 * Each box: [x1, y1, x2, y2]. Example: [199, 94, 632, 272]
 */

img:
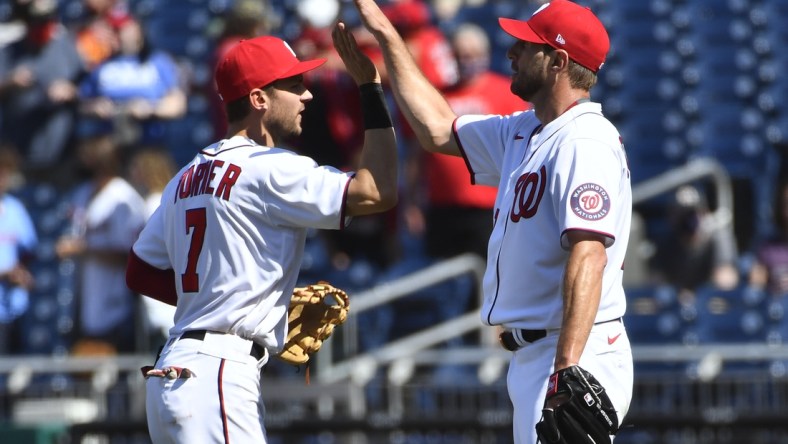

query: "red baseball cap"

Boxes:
[498, 0, 609, 73]
[215, 36, 327, 102]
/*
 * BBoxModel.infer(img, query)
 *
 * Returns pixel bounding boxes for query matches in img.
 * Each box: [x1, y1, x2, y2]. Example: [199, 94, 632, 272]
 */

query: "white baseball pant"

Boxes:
[507, 319, 633, 444]
[145, 331, 270, 444]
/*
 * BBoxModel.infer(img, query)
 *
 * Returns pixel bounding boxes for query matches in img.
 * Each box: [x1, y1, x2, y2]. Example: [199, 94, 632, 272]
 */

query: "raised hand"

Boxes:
[350, 0, 394, 38]
[332, 22, 380, 86]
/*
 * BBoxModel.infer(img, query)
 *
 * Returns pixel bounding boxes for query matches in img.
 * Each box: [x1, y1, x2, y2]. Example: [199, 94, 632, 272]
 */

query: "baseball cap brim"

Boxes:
[275, 58, 328, 84]
[498, 17, 547, 45]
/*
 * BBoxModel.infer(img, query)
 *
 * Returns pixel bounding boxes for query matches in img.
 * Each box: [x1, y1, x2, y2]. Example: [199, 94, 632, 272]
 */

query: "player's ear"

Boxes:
[551, 49, 570, 72]
[248, 88, 269, 111]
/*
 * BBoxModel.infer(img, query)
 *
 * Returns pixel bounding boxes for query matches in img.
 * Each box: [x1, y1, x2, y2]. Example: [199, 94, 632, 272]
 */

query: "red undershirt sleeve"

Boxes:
[126, 248, 178, 306]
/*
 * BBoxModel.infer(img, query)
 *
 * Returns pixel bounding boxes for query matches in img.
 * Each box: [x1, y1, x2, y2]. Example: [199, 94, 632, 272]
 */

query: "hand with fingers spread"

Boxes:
[332, 22, 380, 86]
[350, 0, 396, 39]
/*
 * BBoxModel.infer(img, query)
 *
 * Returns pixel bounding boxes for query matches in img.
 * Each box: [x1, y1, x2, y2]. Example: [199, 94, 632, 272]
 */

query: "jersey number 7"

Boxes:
[182, 207, 206, 292]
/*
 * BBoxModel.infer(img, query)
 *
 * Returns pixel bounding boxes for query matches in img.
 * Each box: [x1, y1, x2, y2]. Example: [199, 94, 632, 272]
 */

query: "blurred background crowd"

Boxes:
[0, 0, 787, 388]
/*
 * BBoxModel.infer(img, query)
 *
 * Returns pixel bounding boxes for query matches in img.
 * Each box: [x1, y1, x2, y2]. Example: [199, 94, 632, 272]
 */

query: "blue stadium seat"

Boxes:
[686, 101, 770, 178]
[31, 295, 57, 323]
[624, 285, 689, 344]
[757, 80, 788, 115]
[610, 1, 656, 20]
[766, 113, 788, 146]
[691, 284, 769, 344]
[625, 285, 694, 378]
[688, 67, 758, 108]
[765, 295, 788, 345]
[21, 322, 54, 354]
[609, 19, 659, 47]
[687, 12, 738, 45]
[616, 103, 689, 179]
[761, 0, 788, 39]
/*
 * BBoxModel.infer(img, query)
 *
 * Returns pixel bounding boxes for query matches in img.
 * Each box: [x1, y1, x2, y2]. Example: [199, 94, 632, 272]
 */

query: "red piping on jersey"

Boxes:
[126, 249, 178, 306]
[218, 359, 230, 443]
[563, 97, 590, 114]
[452, 118, 478, 185]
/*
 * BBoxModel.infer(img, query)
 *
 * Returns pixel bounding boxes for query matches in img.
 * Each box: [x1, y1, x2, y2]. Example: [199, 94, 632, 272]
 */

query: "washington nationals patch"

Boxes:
[570, 183, 610, 220]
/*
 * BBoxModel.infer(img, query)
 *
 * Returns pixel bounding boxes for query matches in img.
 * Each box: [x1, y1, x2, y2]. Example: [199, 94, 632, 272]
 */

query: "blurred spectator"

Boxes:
[78, 18, 186, 148]
[0, 0, 85, 182]
[208, 0, 276, 140]
[292, 0, 340, 58]
[0, 6, 26, 47]
[650, 185, 739, 298]
[0, 145, 37, 354]
[415, 22, 527, 260]
[72, 0, 131, 70]
[623, 211, 652, 288]
[212, 0, 277, 64]
[749, 180, 788, 296]
[128, 146, 176, 217]
[55, 133, 146, 353]
[127, 147, 177, 348]
[377, 0, 458, 89]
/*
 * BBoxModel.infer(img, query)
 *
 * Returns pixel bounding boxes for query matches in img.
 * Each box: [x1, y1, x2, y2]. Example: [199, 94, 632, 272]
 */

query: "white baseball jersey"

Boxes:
[131, 135, 353, 354]
[454, 101, 631, 329]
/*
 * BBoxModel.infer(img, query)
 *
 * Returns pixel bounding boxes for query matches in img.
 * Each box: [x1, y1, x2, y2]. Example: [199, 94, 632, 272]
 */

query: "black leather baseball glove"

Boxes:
[535, 365, 619, 444]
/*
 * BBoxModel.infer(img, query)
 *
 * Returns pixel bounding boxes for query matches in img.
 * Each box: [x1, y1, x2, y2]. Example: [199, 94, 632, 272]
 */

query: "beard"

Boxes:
[510, 72, 544, 103]
[264, 105, 303, 144]
[509, 59, 549, 103]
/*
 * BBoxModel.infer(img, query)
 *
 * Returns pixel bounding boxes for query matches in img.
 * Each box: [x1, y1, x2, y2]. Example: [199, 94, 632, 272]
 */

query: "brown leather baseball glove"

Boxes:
[277, 281, 350, 366]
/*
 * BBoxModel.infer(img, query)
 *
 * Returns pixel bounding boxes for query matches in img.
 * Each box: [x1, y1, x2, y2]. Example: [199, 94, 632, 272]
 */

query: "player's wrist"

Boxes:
[359, 82, 393, 130]
[553, 357, 579, 371]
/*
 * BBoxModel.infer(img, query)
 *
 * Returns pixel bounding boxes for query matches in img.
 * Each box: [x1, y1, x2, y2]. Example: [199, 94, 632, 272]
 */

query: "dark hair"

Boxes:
[224, 84, 275, 123]
[225, 96, 251, 123]
[116, 18, 154, 63]
[137, 34, 153, 62]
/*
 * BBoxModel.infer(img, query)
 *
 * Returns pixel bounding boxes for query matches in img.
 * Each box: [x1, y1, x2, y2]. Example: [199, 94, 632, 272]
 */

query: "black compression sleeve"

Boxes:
[359, 82, 393, 130]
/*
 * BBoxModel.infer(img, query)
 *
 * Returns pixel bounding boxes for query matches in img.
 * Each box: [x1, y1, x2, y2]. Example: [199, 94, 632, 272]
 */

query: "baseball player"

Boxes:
[349, 0, 633, 442]
[125, 25, 397, 443]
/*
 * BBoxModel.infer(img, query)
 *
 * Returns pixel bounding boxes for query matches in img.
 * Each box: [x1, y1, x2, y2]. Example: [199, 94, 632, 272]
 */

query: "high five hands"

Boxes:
[332, 21, 380, 86]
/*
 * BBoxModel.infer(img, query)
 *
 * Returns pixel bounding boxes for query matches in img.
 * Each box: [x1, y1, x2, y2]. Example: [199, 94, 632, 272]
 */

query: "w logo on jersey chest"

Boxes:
[510, 165, 547, 222]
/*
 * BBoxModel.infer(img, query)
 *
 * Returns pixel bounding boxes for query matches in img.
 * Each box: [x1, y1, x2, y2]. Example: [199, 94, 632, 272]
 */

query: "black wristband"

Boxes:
[359, 82, 393, 130]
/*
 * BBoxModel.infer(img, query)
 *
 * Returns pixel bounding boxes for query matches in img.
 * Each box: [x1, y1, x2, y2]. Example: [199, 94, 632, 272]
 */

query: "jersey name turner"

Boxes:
[174, 159, 243, 203]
